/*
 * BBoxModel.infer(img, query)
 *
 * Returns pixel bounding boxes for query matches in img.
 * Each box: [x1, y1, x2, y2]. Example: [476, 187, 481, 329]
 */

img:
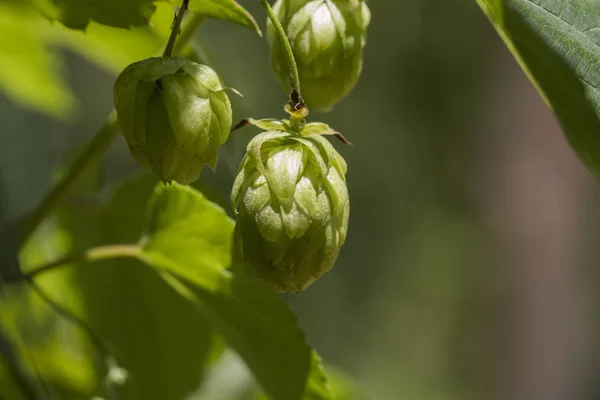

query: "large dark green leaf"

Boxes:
[475, 0, 600, 177]
[140, 183, 331, 400]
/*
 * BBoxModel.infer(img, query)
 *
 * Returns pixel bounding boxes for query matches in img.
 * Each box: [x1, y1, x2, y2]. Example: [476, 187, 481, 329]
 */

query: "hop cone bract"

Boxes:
[231, 130, 350, 293]
[114, 57, 232, 184]
[268, 0, 371, 111]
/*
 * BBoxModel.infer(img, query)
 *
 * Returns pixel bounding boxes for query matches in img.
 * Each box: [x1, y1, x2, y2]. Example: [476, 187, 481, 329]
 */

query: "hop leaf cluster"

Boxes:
[231, 124, 349, 293]
[113, 57, 232, 184]
[268, 0, 371, 111]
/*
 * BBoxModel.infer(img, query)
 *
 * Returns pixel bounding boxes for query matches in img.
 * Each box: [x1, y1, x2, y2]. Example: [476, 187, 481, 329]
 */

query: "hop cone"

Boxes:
[113, 57, 232, 184]
[268, 0, 371, 111]
[231, 130, 350, 293]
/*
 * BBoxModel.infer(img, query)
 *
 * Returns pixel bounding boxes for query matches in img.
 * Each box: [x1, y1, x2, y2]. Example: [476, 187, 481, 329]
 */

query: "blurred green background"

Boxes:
[2, 1, 599, 399]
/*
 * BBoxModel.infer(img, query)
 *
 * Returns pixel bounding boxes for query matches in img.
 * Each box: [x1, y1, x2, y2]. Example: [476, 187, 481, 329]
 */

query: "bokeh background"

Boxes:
[2, 1, 599, 399]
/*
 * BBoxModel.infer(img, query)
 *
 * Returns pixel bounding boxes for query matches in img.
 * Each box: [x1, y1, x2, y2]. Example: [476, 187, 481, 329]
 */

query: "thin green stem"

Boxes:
[10, 244, 142, 282]
[19, 113, 119, 246]
[258, 0, 304, 107]
[163, 0, 191, 57]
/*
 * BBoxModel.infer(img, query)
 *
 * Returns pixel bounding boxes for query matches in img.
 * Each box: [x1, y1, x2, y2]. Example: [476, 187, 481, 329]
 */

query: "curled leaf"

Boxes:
[163, 0, 262, 35]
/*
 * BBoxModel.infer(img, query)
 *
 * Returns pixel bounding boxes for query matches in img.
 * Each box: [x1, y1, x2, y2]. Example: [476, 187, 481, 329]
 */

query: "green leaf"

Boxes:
[321, 367, 359, 400]
[72, 175, 220, 400]
[0, 4, 74, 118]
[47, 22, 164, 75]
[72, 259, 217, 400]
[44, 3, 174, 75]
[164, 0, 262, 35]
[0, 344, 39, 400]
[104, 174, 161, 242]
[1, 212, 101, 398]
[140, 183, 331, 400]
[0, 2, 170, 118]
[254, 365, 360, 400]
[0, 148, 105, 398]
[2, 175, 221, 399]
[475, 0, 600, 177]
[39, 0, 260, 32]
[39, 0, 156, 29]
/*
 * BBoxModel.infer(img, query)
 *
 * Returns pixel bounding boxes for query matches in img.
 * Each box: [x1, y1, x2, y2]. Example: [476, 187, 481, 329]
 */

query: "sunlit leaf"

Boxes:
[140, 183, 331, 400]
[1, 212, 100, 398]
[0, 151, 105, 397]
[0, 4, 74, 118]
[1, 175, 221, 399]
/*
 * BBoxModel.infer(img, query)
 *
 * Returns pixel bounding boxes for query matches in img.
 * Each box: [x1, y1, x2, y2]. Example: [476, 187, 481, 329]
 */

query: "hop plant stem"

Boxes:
[258, 0, 304, 109]
[163, 0, 191, 58]
[19, 113, 119, 246]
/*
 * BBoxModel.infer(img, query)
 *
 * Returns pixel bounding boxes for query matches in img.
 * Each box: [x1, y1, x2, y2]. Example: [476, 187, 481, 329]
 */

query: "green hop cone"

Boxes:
[231, 129, 349, 293]
[113, 57, 232, 184]
[267, 0, 371, 111]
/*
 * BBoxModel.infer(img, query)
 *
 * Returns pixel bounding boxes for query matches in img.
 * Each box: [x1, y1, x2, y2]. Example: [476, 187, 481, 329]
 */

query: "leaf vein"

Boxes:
[522, 0, 600, 93]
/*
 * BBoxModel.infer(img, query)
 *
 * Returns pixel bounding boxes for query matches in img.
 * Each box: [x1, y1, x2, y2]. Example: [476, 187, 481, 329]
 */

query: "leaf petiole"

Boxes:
[5, 244, 142, 283]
